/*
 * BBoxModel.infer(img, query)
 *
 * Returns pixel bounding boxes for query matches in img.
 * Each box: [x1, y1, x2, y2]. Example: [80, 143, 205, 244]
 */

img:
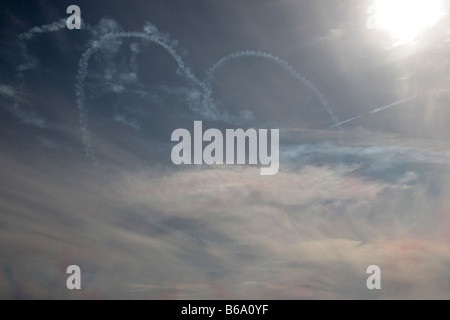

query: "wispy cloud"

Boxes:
[0, 84, 45, 128]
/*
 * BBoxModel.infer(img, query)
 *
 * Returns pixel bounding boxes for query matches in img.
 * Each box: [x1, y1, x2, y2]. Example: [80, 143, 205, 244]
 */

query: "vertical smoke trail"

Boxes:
[204, 50, 340, 125]
[76, 27, 215, 167]
[129, 43, 140, 74]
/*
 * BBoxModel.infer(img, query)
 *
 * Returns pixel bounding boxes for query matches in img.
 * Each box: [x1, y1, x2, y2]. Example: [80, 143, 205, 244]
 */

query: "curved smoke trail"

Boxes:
[76, 29, 217, 167]
[205, 50, 340, 125]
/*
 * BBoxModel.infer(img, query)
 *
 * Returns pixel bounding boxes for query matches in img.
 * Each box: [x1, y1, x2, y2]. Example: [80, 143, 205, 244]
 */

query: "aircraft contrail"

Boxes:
[329, 95, 417, 129]
[329, 115, 361, 129]
[370, 95, 417, 114]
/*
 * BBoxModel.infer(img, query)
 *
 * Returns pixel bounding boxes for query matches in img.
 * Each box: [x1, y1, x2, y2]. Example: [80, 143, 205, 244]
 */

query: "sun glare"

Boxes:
[371, 0, 446, 45]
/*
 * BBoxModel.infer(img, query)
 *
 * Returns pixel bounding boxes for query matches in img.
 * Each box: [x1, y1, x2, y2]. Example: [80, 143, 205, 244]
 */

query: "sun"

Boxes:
[370, 0, 446, 45]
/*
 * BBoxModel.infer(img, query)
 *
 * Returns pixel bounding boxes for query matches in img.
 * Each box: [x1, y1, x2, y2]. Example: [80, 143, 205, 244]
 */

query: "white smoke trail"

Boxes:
[129, 43, 140, 73]
[75, 27, 214, 166]
[329, 95, 417, 129]
[370, 95, 417, 114]
[204, 50, 340, 124]
[18, 18, 68, 41]
[329, 116, 361, 129]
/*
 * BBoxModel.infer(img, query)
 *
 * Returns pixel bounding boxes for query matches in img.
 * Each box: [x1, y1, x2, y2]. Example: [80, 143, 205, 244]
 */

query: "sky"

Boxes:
[1, 0, 450, 299]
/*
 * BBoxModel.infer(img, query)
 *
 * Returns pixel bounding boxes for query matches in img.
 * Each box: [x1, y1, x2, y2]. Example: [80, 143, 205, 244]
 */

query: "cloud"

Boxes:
[0, 84, 17, 97]
[0, 84, 45, 128]
[1, 116, 450, 299]
[113, 114, 140, 131]
[283, 142, 450, 172]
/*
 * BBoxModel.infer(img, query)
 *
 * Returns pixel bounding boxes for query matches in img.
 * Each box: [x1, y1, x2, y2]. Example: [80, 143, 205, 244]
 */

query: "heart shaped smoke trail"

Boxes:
[11, 18, 342, 173]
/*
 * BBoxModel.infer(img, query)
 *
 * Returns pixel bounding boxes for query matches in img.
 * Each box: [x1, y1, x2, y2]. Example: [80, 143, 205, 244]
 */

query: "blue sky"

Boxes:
[1, 0, 450, 299]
